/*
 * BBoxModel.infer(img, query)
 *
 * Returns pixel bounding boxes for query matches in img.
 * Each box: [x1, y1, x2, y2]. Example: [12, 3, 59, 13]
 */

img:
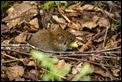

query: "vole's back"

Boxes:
[28, 29, 54, 51]
[28, 27, 75, 51]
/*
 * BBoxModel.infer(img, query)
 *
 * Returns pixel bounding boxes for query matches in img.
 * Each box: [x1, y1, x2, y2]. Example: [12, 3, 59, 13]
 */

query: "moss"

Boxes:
[1, 1, 14, 18]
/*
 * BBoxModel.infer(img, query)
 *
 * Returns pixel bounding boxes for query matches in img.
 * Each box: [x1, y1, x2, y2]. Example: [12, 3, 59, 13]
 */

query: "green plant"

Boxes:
[30, 49, 71, 81]
[1, 1, 14, 18]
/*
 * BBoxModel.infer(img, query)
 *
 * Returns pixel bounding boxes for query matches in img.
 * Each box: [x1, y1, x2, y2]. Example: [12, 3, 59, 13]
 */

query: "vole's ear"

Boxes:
[53, 27, 63, 32]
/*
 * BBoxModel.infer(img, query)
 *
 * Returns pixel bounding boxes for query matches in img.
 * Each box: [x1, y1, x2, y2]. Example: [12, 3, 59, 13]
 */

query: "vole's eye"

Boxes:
[64, 41, 67, 45]
[69, 36, 74, 41]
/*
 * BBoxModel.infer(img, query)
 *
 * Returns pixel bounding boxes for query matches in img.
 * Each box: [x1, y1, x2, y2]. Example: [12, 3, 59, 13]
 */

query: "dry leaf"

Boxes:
[52, 15, 66, 23]
[53, 60, 71, 71]
[29, 18, 39, 30]
[68, 2, 81, 9]
[92, 15, 100, 23]
[79, 41, 92, 52]
[24, 70, 38, 80]
[65, 9, 78, 13]
[14, 32, 27, 43]
[97, 17, 110, 28]
[82, 21, 97, 29]
[94, 66, 112, 78]
[6, 66, 24, 81]
[72, 63, 83, 74]
[82, 4, 114, 17]
[27, 61, 36, 66]
[70, 22, 81, 30]
[88, 55, 103, 61]
[111, 68, 120, 77]
[82, 4, 101, 11]
[104, 41, 112, 49]
[1, 24, 9, 33]
[2, 39, 11, 44]
[3, 2, 37, 29]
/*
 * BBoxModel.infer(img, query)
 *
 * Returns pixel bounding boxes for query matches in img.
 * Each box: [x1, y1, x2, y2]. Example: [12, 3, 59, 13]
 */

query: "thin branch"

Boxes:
[2, 11, 36, 22]
[1, 43, 121, 54]
[1, 51, 23, 61]
[56, 54, 121, 59]
[58, 56, 118, 68]
[103, 26, 109, 48]
[1, 48, 30, 55]
[33, 46, 121, 54]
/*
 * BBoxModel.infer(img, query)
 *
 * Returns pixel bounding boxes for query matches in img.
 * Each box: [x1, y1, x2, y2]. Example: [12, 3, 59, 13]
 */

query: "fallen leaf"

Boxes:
[111, 68, 120, 77]
[72, 62, 83, 74]
[6, 66, 24, 81]
[24, 69, 38, 80]
[79, 41, 92, 52]
[82, 21, 97, 29]
[52, 15, 66, 23]
[3, 2, 37, 29]
[94, 66, 112, 78]
[14, 32, 27, 43]
[28, 18, 39, 30]
[65, 9, 78, 13]
[53, 60, 71, 71]
[27, 61, 36, 66]
[82, 4, 114, 17]
[104, 40, 112, 49]
[69, 22, 81, 30]
[97, 17, 110, 28]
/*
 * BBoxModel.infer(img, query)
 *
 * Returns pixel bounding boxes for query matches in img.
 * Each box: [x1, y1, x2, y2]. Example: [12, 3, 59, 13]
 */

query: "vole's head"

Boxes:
[51, 27, 76, 51]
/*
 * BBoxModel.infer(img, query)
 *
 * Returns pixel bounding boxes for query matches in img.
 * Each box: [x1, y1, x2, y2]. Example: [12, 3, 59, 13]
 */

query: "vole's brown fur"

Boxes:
[28, 27, 75, 51]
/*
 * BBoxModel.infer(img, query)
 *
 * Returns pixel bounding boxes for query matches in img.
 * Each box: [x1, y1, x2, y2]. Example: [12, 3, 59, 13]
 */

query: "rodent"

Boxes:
[28, 27, 75, 51]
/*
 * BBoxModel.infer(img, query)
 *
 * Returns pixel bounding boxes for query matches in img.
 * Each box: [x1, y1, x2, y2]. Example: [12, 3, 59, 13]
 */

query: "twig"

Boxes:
[2, 59, 23, 64]
[103, 26, 109, 48]
[2, 8, 37, 22]
[1, 51, 23, 61]
[56, 54, 121, 59]
[1, 48, 30, 55]
[1, 43, 121, 54]
[58, 56, 118, 68]
[34, 46, 121, 54]
[36, 1, 42, 29]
